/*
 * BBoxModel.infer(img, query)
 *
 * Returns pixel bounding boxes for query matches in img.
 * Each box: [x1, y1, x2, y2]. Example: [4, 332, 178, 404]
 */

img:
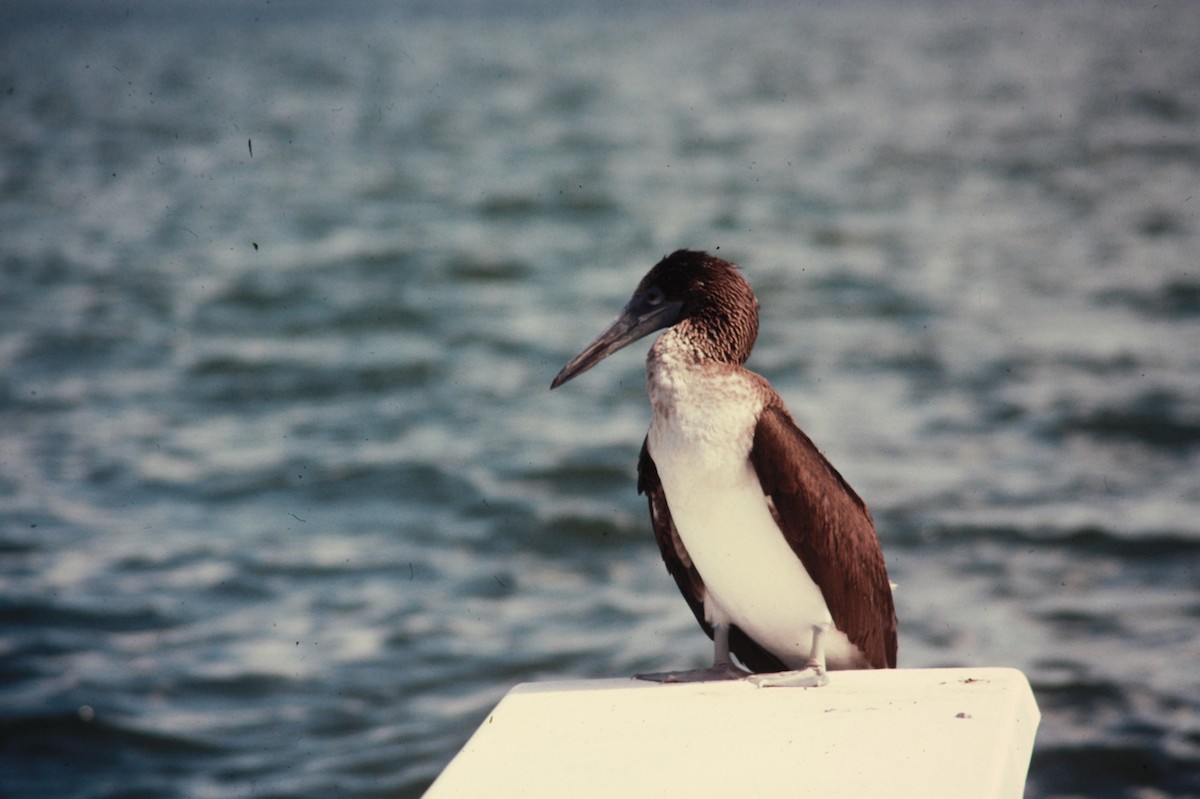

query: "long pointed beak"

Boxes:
[550, 299, 682, 389]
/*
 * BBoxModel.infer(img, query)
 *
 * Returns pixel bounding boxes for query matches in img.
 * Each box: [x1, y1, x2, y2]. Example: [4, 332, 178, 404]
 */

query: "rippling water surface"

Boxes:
[2, 2, 1199, 796]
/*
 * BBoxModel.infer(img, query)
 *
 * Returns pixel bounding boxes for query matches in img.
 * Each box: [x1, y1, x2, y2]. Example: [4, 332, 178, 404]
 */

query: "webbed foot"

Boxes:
[746, 622, 832, 687]
[746, 667, 829, 688]
[635, 662, 751, 683]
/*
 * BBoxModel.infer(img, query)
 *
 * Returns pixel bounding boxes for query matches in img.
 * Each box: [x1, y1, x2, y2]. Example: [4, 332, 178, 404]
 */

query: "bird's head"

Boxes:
[551, 250, 759, 389]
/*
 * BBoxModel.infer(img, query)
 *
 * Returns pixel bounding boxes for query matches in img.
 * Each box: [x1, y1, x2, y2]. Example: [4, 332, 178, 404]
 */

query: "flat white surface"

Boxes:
[424, 668, 1040, 799]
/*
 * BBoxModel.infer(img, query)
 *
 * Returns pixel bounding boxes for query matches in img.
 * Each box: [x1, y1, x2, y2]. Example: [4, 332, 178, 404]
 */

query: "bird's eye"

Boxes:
[644, 286, 665, 306]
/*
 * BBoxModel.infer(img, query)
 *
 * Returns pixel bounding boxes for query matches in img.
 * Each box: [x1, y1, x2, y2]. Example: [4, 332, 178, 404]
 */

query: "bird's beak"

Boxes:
[550, 296, 683, 389]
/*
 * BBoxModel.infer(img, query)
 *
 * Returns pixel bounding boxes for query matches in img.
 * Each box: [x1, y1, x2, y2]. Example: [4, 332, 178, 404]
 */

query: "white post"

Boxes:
[425, 667, 1040, 799]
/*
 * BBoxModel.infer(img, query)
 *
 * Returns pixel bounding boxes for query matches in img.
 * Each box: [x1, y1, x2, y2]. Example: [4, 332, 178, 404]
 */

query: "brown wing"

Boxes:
[749, 405, 898, 669]
[637, 437, 788, 673]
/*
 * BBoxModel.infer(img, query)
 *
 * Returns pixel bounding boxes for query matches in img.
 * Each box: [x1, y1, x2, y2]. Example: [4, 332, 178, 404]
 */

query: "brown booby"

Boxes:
[551, 250, 897, 686]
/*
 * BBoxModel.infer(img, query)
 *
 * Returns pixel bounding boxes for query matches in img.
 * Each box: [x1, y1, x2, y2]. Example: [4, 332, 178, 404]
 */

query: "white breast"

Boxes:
[646, 332, 858, 669]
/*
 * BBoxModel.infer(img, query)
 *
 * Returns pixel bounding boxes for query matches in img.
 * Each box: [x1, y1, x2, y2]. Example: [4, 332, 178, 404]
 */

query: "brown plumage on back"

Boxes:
[749, 403, 897, 669]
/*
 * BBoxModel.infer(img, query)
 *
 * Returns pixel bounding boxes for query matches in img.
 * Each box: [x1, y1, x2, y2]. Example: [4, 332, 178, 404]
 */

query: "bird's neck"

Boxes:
[646, 326, 761, 443]
[646, 326, 713, 401]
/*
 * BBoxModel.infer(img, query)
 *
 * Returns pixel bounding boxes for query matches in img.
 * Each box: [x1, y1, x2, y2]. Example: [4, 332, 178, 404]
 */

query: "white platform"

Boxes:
[425, 668, 1039, 799]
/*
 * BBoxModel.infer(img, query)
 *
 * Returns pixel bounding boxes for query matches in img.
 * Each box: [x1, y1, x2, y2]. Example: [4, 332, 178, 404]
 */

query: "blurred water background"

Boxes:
[2, 1, 1199, 796]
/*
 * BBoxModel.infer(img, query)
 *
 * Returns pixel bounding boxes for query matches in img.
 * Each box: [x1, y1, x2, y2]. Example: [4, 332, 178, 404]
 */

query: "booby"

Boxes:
[551, 250, 896, 686]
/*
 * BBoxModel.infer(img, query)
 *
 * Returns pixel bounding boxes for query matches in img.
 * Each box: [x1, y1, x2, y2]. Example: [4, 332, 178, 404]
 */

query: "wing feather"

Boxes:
[749, 405, 898, 669]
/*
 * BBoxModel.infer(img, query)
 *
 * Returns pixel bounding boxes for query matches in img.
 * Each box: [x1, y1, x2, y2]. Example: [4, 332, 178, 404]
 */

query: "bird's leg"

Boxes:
[706, 623, 751, 677]
[635, 624, 751, 683]
[747, 623, 831, 688]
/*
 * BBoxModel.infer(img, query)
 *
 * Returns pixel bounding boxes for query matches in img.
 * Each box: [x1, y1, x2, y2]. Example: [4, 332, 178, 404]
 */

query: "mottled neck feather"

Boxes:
[690, 280, 759, 366]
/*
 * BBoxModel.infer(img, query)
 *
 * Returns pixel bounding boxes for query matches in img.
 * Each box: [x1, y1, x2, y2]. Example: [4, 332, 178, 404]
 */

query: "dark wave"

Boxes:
[0, 711, 221, 799]
[1044, 390, 1200, 453]
[0, 600, 177, 635]
[907, 523, 1200, 559]
[184, 356, 441, 404]
[1030, 742, 1200, 799]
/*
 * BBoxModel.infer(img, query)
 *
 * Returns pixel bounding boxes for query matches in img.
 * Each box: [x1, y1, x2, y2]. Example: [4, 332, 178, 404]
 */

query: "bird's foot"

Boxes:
[746, 665, 829, 688]
[635, 662, 751, 683]
[747, 623, 831, 687]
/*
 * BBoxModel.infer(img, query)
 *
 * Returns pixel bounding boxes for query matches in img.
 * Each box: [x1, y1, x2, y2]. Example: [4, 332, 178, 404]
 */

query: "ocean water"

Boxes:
[1, 2, 1199, 796]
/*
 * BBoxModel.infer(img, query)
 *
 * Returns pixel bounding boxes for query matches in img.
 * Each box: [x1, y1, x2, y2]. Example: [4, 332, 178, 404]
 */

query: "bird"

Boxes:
[550, 250, 896, 686]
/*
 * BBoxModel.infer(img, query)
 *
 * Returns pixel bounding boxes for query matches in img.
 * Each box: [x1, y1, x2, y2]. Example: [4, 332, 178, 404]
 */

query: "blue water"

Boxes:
[2, 2, 1199, 796]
